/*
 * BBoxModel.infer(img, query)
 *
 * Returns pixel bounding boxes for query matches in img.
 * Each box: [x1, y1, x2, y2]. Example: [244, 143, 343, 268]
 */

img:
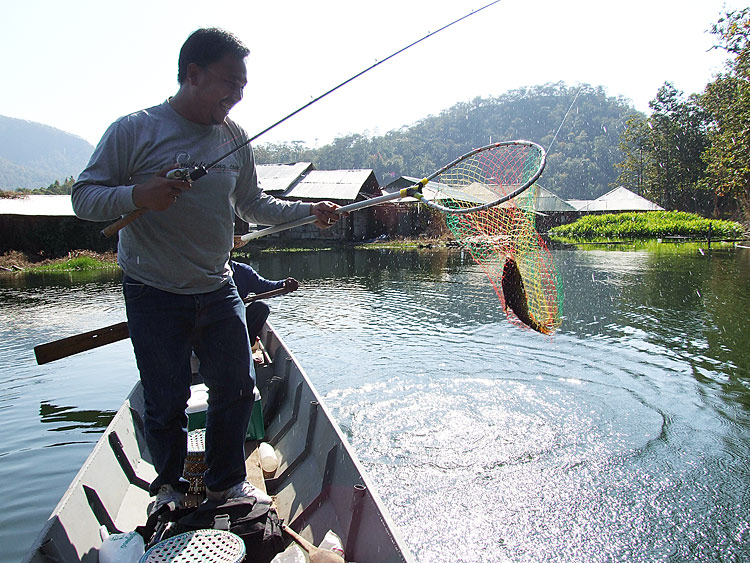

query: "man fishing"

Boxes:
[71, 27, 340, 514]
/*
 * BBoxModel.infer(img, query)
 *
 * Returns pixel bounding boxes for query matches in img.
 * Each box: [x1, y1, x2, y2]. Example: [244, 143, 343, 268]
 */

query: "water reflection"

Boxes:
[253, 245, 750, 562]
[2, 246, 749, 563]
[39, 401, 115, 433]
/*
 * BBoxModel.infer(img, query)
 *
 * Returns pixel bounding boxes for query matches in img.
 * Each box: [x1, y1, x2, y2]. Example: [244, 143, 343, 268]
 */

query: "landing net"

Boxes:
[428, 145, 563, 333]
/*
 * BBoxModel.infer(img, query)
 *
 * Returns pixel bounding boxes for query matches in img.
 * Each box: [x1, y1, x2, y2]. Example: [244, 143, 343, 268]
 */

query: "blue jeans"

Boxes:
[245, 301, 270, 344]
[124, 276, 255, 495]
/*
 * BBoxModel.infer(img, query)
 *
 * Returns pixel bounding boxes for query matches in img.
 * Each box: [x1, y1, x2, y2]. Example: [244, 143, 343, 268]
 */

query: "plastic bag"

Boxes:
[98, 526, 145, 563]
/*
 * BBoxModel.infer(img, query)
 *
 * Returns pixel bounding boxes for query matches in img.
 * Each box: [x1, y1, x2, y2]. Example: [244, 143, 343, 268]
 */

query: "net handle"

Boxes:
[416, 140, 546, 214]
[239, 140, 545, 243]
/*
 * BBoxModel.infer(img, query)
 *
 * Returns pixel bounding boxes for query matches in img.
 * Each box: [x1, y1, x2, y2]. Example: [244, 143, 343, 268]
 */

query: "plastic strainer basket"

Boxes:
[139, 529, 245, 562]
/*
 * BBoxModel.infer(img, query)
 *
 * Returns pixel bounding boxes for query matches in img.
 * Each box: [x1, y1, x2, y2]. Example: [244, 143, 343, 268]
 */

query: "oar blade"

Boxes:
[34, 322, 130, 365]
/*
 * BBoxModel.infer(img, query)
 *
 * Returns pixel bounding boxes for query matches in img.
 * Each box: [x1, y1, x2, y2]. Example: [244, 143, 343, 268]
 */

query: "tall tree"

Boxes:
[616, 84, 710, 213]
[700, 8, 750, 221]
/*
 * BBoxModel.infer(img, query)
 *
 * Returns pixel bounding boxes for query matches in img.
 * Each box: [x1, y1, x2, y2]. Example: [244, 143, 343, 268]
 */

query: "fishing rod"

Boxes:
[102, 0, 505, 237]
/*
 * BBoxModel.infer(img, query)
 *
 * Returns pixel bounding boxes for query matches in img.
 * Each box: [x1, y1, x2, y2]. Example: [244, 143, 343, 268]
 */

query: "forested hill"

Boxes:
[255, 83, 643, 200]
[1, 83, 639, 199]
[0, 115, 94, 190]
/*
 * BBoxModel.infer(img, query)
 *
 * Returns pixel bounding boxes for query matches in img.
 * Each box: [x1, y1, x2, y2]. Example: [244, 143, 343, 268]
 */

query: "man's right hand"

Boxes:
[283, 278, 299, 292]
[132, 165, 191, 211]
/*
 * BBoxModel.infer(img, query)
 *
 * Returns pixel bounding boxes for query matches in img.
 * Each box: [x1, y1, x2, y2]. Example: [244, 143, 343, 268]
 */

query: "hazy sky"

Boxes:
[2, 0, 742, 149]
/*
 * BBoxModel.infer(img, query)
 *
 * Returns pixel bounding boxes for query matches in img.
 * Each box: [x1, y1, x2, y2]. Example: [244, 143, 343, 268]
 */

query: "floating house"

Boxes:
[251, 164, 382, 241]
[572, 186, 665, 213]
[0, 194, 114, 255]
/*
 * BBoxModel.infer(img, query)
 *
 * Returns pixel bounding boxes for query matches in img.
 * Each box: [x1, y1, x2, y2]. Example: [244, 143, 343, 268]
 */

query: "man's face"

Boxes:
[191, 53, 247, 125]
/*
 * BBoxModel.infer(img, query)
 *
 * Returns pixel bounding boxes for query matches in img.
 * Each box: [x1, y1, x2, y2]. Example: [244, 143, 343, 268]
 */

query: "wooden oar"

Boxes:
[282, 525, 345, 563]
[34, 322, 130, 365]
[33, 286, 295, 365]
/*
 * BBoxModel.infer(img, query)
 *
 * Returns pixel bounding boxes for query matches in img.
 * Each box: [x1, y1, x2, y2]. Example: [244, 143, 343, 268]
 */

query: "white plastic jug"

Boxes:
[259, 441, 279, 474]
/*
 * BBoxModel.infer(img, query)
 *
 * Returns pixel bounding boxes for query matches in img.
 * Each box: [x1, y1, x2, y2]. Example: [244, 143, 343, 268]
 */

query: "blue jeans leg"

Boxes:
[192, 280, 255, 492]
[124, 276, 254, 495]
[245, 301, 270, 344]
[124, 276, 193, 495]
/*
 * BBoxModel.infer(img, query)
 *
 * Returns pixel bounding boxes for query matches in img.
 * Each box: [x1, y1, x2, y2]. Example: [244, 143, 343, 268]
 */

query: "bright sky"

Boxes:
[3, 0, 743, 149]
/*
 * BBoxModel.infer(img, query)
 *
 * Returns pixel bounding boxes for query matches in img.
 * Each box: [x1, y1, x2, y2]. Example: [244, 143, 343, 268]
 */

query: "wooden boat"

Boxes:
[23, 322, 413, 562]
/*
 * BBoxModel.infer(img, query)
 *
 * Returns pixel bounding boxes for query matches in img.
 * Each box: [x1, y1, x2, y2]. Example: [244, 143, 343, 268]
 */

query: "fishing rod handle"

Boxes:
[101, 208, 147, 238]
[100, 167, 208, 238]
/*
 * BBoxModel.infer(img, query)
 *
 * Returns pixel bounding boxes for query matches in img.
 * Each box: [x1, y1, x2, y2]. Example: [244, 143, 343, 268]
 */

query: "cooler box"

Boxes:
[186, 383, 265, 440]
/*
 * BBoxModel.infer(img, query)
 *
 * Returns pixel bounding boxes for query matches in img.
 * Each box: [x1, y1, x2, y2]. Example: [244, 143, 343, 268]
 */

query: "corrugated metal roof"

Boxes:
[533, 186, 577, 212]
[0, 194, 74, 216]
[579, 186, 664, 212]
[282, 169, 376, 201]
[257, 162, 312, 193]
[566, 199, 591, 211]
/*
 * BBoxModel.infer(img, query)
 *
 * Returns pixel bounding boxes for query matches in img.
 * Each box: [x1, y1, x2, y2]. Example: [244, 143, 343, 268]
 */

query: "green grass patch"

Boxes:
[27, 256, 119, 273]
[549, 211, 745, 240]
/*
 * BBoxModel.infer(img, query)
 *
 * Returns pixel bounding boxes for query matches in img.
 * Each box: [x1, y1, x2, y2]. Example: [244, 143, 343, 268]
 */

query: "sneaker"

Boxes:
[205, 480, 272, 504]
[149, 484, 186, 516]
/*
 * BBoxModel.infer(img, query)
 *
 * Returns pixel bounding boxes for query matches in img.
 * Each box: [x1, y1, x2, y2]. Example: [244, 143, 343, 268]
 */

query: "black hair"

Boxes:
[178, 28, 249, 84]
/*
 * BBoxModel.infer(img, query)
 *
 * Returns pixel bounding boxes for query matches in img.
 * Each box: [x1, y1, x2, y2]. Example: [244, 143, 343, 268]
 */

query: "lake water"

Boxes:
[1, 244, 749, 562]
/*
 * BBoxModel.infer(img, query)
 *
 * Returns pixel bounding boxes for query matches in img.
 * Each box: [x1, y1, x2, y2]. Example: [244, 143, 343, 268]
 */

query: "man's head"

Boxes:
[174, 28, 249, 125]
[178, 28, 249, 85]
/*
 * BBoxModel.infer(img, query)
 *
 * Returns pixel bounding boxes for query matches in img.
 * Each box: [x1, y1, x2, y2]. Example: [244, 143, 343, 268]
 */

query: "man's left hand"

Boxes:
[311, 201, 345, 229]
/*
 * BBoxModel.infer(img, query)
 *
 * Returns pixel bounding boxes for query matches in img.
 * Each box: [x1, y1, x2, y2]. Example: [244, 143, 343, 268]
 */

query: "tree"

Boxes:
[12, 176, 76, 195]
[254, 83, 633, 200]
[616, 113, 651, 196]
[699, 8, 750, 222]
[616, 83, 710, 213]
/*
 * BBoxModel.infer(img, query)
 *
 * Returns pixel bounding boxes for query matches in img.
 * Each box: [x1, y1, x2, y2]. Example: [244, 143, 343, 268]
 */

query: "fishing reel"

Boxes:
[166, 167, 208, 182]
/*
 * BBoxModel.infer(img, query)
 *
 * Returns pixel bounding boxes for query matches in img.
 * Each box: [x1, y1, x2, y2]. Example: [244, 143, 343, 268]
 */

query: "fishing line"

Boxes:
[547, 85, 583, 153]
[103, 0, 505, 237]
[438, 86, 583, 335]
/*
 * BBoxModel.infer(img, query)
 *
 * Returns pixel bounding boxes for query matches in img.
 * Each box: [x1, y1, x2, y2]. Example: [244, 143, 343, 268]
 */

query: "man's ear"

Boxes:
[185, 62, 202, 86]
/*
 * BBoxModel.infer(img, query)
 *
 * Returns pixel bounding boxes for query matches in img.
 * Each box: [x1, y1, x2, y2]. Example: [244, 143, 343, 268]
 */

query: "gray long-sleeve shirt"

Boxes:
[72, 100, 312, 294]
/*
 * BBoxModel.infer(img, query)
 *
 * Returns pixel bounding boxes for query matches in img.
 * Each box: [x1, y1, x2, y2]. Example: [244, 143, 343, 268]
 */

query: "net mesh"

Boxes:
[429, 144, 563, 333]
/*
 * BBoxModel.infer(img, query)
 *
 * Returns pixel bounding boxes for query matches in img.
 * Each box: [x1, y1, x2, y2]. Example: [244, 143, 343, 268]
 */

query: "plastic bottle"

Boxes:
[318, 529, 345, 558]
[258, 441, 279, 474]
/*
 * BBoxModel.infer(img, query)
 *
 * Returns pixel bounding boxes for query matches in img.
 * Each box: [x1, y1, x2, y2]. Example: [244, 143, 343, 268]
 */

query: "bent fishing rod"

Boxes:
[102, 0, 504, 238]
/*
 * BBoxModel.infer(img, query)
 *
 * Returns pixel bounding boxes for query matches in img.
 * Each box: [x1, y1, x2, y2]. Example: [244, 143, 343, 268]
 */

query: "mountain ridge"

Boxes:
[0, 115, 94, 190]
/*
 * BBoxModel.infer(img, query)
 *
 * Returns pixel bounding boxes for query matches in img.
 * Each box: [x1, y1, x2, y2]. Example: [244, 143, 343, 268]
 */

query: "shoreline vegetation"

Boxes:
[0, 238, 451, 273]
[1, 211, 747, 273]
[0, 250, 120, 273]
[548, 211, 745, 241]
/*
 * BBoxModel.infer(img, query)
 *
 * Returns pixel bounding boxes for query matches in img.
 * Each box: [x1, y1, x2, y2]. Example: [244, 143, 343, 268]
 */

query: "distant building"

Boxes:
[381, 179, 582, 233]
[531, 186, 578, 231]
[0, 194, 114, 255]
[380, 177, 450, 238]
[246, 164, 383, 241]
[572, 186, 664, 213]
[0, 194, 73, 216]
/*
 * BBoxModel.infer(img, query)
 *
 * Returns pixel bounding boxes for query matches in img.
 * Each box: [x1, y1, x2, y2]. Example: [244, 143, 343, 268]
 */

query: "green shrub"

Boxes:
[27, 255, 117, 272]
[549, 211, 744, 240]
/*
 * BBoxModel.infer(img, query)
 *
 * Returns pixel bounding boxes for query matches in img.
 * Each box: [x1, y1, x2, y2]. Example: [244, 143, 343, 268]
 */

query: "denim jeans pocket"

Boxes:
[123, 276, 152, 303]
